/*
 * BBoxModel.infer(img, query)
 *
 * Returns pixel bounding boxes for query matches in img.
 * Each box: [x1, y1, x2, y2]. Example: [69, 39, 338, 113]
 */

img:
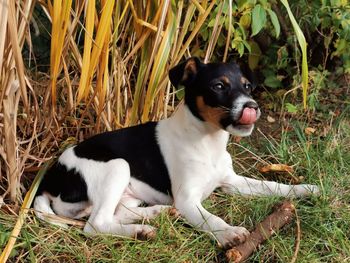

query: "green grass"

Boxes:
[1, 113, 349, 262]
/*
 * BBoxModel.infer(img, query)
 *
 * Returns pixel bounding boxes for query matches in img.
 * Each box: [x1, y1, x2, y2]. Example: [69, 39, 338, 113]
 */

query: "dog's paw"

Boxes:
[307, 184, 320, 195]
[215, 226, 250, 249]
[134, 225, 157, 240]
[168, 207, 181, 217]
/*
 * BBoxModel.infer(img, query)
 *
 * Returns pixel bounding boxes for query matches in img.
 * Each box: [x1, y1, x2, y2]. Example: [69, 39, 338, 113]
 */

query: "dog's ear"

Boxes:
[169, 57, 203, 88]
[237, 62, 258, 90]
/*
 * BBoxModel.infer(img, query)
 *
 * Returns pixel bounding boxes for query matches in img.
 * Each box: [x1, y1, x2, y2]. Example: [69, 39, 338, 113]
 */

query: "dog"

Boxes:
[34, 57, 319, 248]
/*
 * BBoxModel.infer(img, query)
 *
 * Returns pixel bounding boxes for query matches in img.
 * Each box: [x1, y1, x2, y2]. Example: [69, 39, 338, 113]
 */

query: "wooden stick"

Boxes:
[226, 201, 296, 263]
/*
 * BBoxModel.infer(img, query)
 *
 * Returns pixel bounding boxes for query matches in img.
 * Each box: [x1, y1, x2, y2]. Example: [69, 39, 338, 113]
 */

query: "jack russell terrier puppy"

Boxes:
[34, 57, 319, 248]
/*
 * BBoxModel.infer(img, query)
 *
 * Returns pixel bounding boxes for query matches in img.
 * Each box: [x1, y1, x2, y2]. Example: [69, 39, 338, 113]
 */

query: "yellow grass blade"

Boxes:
[50, 0, 73, 107]
[7, 0, 29, 110]
[77, 0, 95, 102]
[3, 80, 20, 202]
[129, 46, 150, 124]
[223, 0, 233, 62]
[142, 1, 176, 122]
[281, 0, 309, 109]
[139, 0, 170, 121]
[169, 0, 183, 59]
[62, 58, 74, 110]
[129, 1, 215, 124]
[97, 0, 111, 106]
[128, 5, 161, 124]
[68, 2, 85, 70]
[18, 0, 35, 47]
[0, 0, 9, 71]
[50, 0, 62, 105]
[191, 0, 205, 14]
[174, 0, 216, 64]
[118, 1, 130, 29]
[127, 0, 159, 33]
[172, 3, 196, 59]
[204, 2, 223, 63]
[0, 162, 48, 262]
[123, 6, 163, 64]
[129, 2, 167, 124]
[96, 21, 111, 116]
[47, 0, 53, 15]
[85, 0, 115, 99]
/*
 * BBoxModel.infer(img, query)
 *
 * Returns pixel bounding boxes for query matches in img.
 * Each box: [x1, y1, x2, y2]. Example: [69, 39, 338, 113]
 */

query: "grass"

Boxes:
[1, 1, 349, 262]
[1, 108, 349, 262]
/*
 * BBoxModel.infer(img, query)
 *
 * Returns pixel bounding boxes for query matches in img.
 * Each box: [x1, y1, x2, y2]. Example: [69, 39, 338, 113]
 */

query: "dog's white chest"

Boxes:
[156, 107, 231, 200]
[195, 154, 231, 200]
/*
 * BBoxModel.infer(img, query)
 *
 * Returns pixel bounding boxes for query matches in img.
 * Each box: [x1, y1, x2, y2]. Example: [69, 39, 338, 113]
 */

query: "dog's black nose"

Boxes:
[243, 101, 259, 109]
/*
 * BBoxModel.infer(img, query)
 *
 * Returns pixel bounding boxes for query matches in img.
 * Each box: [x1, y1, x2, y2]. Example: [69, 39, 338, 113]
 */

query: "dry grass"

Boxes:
[0, 0, 309, 201]
[0, 0, 336, 261]
[0, 114, 349, 262]
[0, 1, 233, 259]
[0, 0, 219, 203]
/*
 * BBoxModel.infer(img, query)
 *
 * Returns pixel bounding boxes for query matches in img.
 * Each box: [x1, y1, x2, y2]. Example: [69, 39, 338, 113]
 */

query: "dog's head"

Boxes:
[169, 57, 261, 137]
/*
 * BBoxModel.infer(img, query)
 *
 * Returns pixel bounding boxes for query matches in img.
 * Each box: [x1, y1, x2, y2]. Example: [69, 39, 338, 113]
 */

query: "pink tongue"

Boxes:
[239, 108, 257, 125]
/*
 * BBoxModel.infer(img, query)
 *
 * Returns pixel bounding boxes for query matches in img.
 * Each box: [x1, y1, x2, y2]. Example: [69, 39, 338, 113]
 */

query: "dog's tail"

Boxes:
[33, 193, 68, 228]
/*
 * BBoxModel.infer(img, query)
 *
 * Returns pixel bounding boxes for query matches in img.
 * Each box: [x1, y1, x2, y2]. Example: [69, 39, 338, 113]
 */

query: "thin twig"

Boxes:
[290, 208, 301, 263]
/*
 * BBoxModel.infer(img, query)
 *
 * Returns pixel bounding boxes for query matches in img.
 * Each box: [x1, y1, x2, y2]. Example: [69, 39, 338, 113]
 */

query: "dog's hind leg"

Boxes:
[33, 193, 68, 228]
[83, 159, 156, 238]
[115, 198, 171, 224]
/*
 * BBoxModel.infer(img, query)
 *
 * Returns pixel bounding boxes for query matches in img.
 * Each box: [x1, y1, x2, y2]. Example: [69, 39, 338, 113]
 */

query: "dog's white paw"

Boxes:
[293, 184, 320, 197]
[134, 225, 157, 240]
[215, 226, 250, 248]
[307, 184, 320, 195]
[168, 207, 181, 217]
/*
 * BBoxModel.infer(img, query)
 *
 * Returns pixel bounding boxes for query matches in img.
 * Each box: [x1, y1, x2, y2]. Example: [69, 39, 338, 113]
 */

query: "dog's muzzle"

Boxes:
[237, 101, 259, 125]
[225, 100, 261, 136]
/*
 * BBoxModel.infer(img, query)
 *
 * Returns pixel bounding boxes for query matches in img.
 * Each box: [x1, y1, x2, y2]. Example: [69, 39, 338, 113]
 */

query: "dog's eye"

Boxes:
[244, 83, 253, 92]
[212, 83, 225, 91]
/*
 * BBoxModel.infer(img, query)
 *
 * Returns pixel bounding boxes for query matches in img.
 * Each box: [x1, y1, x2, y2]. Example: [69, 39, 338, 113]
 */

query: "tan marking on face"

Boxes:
[240, 76, 248, 84]
[219, 76, 231, 86]
[182, 59, 198, 83]
[196, 96, 228, 128]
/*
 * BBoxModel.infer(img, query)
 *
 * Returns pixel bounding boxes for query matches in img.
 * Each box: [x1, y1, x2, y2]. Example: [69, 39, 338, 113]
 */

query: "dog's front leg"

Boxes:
[174, 190, 249, 248]
[221, 174, 319, 197]
[220, 159, 319, 197]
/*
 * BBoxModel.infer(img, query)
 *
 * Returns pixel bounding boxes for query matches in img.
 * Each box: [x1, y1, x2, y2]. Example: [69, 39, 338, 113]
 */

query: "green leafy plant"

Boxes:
[292, 0, 350, 72]
[195, 0, 281, 59]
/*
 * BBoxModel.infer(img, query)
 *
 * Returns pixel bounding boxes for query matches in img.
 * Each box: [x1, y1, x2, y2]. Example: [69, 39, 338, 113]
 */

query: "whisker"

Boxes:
[218, 106, 231, 112]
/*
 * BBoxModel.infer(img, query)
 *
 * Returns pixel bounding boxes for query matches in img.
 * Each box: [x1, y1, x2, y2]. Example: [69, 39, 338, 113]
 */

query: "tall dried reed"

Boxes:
[0, 0, 308, 204]
[0, 1, 309, 261]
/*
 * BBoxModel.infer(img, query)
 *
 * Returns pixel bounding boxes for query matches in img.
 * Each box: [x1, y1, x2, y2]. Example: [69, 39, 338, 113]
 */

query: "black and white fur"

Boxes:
[34, 58, 319, 248]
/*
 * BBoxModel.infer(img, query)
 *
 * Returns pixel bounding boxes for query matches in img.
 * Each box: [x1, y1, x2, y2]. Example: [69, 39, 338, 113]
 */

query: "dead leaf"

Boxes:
[267, 115, 276, 123]
[321, 126, 331, 137]
[259, 164, 294, 173]
[283, 126, 293, 132]
[305, 127, 316, 135]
